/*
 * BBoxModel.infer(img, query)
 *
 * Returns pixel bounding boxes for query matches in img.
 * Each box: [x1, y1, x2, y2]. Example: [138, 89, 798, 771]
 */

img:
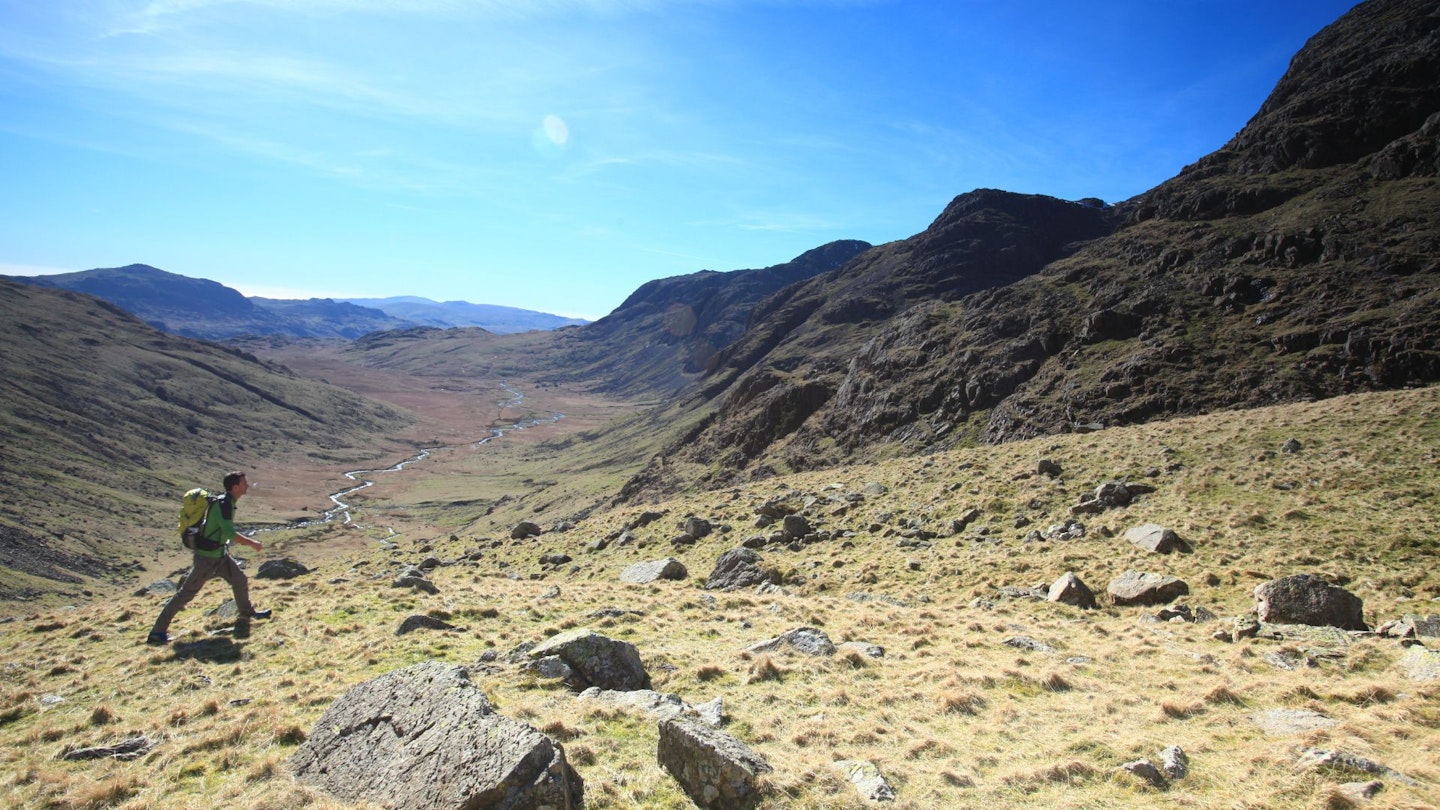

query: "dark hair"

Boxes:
[222, 471, 247, 491]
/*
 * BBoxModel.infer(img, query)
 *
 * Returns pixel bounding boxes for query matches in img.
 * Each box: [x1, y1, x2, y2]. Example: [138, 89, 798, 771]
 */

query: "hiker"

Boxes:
[147, 471, 271, 645]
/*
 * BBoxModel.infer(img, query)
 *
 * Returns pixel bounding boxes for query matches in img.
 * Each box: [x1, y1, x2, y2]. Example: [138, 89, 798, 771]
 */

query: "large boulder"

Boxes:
[705, 548, 771, 591]
[1107, 570, 1189, 606]
[1253, 573, 1367, 630]
[511, 521, 543, 540]
[528, 628, 652, 691]
[658, 718, 772, 810]
[289, 661, 582, 809]
[620, 558, 688, 584]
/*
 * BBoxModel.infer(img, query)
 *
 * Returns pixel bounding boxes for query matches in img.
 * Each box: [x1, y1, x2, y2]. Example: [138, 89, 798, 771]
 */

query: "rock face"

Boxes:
[528, 629, 652, 691]
[620, 558, 688, 584]
[658, 718, 773, 810]
[1107, 570, 1189, 606]
[289, 661, 583, 809]
[1253, 573, 1367, 630]
[705, 547, 771, 591]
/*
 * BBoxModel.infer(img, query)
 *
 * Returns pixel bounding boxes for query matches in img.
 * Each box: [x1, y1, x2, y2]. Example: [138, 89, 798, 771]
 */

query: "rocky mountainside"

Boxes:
[616, 0, 1440, 500]
[0, 278, 411, 600]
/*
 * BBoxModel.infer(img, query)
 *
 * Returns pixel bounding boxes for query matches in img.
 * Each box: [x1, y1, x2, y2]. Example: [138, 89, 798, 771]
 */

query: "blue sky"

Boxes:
[0, 0, 1357, 320]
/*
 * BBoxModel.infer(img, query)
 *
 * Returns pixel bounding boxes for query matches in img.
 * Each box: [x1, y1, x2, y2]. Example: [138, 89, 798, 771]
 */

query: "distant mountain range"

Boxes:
[5, 264, 588, 341]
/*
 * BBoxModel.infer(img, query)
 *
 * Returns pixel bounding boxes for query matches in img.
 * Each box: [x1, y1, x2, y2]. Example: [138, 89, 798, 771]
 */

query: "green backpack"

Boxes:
[177, 488, 224, 551]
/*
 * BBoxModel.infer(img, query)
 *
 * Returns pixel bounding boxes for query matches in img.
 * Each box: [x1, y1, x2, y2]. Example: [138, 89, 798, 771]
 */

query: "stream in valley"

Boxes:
[255, 382, 563, 534]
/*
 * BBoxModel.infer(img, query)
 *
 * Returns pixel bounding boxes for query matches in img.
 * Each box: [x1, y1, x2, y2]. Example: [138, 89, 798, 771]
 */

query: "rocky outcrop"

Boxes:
[289, 661, 583, 809]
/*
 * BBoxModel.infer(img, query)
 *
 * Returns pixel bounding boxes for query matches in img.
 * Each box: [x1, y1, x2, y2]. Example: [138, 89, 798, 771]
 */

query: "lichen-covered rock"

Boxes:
[289, 661, 582, 809]
[834, 759, 896, 802]
[658, 718, 772, 810]
[529, 628, 652, 691]
[1253, 573, 1366, 630]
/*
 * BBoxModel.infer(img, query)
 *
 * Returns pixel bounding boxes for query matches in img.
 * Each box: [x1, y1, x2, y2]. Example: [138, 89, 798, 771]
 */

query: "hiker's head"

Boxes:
[223, 471, 249, 497]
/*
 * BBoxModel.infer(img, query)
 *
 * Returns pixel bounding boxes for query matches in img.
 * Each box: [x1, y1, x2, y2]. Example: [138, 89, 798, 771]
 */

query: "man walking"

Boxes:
[147, 471, 271, 645]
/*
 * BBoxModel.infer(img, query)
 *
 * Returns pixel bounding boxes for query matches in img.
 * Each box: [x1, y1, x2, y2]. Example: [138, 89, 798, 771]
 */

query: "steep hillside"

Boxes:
[0, 279, 412, 601]
[619, 0, 1440, 500]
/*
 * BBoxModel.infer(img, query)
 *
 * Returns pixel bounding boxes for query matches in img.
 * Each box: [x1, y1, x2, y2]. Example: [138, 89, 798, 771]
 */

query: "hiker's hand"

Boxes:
[238, 535, 263, 551]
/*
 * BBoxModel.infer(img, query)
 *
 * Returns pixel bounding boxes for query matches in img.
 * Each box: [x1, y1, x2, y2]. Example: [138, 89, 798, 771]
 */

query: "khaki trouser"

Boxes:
[150, 552, 254, 635]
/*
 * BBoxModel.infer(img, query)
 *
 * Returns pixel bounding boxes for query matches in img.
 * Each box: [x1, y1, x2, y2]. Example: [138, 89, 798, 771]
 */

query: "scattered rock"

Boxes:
[1107, 570, 1189, 606]
[1047, 571, 1097, 609]
[1254, 573, 1367, 630]
[1003, 636, 1055, 653]
[658, 718, 772, 810]
[705, 548, 771, 591]
[540, 553, 572, 566]
[255, 558, 309, 580]
[1156, 604, 1217, 623]
[835, 759, 897, 802]
[1159, 745, 1188, 781]
[684, 517, 713, 539]
[1037, 458, 1062, 477]
[781, 514, 811, 539]
[392, 575, 439, 595]
[289, 661, 583, 809]
[1125, 523, 1190, 554]
[1335, 781, 1384, 803]
[837, 641, 886, 659]
[396, 615, 458, 635]
[747, 626, 836, 656]
[577, 687, 723, 726]
[1119, 758, 1168, 789]
[1280, 438, 1303, 454]
[511, 521, 543, 540]
[59, 735, 155, 761]
[529, 628, 651, 691]
[620, 558, 688, 584]
[1296, 747, 1416, 785]
[136, 579, 178, 597]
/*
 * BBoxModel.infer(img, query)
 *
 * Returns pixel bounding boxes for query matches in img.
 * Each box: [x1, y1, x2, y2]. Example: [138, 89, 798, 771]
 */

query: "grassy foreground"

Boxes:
[1, 385, 1438, 809]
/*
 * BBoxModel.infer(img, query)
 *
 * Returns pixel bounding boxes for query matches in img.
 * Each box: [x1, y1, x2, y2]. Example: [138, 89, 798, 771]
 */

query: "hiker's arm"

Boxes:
[235, 532, 263, 551]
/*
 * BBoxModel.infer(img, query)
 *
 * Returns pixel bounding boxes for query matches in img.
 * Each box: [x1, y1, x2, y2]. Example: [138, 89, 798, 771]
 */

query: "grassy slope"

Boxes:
[1, 385, 1437, 809]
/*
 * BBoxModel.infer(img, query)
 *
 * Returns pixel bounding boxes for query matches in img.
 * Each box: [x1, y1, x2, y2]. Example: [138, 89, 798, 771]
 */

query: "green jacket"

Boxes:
[195, 496, 238, 559]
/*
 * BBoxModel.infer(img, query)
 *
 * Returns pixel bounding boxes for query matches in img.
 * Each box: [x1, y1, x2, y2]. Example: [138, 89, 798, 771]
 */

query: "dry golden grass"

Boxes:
[1, 386, 1439, 808]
